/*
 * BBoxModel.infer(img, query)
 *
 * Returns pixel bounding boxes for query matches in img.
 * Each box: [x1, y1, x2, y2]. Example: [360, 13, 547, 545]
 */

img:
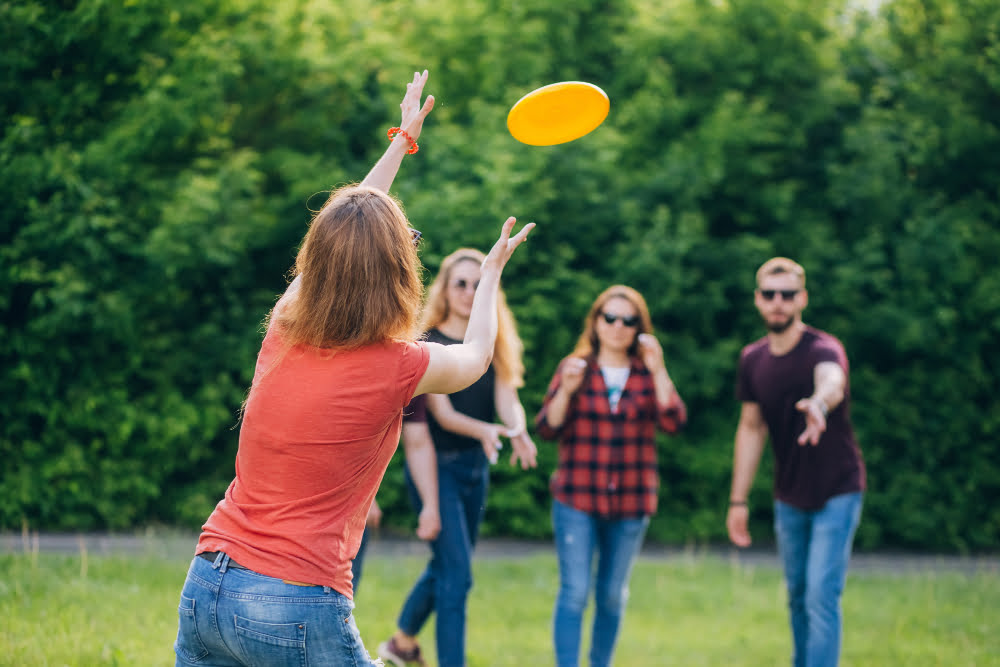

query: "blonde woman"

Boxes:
[535, 285, 687, 667]
[173, 71, 535, 667]
[380, 248, 537, 667]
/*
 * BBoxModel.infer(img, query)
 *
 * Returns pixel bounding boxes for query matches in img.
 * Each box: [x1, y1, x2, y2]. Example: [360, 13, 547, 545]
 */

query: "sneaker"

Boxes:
[377, 637, 426, 667]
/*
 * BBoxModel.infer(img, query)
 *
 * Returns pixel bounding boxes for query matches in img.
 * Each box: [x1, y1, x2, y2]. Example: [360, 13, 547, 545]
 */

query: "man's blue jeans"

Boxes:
[774, 492, 863, 667]
[397, 448, 488, 667]
[174, 552, 378, 666]
[552, 499, 649, 667]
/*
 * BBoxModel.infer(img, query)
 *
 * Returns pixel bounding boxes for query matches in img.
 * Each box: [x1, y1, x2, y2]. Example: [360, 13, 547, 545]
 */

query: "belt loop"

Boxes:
[211, 551, 225, 571]
[219, 553, 231, 573]
[323, 586, 332, 594]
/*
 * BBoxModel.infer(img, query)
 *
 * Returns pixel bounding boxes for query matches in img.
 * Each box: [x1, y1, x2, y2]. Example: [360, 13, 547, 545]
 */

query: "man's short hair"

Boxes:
[756, 257, 806, 288]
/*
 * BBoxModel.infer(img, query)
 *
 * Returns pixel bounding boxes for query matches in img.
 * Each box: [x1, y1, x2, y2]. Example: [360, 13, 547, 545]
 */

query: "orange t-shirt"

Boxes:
[197, 323, 429, 598]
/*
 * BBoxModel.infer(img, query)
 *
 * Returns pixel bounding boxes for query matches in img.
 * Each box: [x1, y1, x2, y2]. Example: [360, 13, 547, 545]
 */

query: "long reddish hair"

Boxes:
[421, 248, 525, 387]
[572, 285, 654, 359]
[274, 185, 423, 348]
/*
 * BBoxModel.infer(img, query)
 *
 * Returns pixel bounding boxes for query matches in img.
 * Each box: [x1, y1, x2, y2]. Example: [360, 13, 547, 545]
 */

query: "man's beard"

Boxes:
[765, 315, 794, 333]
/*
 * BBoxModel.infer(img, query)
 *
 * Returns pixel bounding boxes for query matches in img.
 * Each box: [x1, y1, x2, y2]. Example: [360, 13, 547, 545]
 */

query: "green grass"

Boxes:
[1, 548, 998, 666]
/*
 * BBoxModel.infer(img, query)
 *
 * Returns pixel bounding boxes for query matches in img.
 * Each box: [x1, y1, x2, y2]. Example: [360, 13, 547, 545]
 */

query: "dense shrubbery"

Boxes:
[2, 0, 997, 551]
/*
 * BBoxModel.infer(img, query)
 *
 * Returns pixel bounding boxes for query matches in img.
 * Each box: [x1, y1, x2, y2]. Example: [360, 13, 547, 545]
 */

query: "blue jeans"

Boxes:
[396, 448, 489, 667]
[552, 499, 649, 667]
[174, 552, 378, 666]
[774, 492, 863, 667]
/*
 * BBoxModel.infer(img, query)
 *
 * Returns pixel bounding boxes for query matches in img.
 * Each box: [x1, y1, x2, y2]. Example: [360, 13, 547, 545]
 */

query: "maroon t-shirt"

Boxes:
[737, 326, 866, 510]
[403, 393, 427, 423]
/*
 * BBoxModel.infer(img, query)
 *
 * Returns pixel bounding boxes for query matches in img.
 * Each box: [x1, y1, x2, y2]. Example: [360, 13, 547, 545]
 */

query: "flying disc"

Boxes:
[507, 81, 610, 146]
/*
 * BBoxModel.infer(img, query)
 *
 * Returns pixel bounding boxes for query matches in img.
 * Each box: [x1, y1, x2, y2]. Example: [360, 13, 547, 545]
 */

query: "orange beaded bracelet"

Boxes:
[387, 127, 419, 154]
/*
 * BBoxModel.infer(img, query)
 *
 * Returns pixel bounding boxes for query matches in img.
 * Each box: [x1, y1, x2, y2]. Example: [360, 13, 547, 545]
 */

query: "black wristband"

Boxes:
[729, 500, 747, 507]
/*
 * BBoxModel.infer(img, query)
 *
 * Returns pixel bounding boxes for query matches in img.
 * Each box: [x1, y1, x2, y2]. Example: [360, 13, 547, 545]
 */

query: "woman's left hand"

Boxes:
[400, 70, 435, 141]
[637, 333, 666, 372]
[509, 431, 538, 470]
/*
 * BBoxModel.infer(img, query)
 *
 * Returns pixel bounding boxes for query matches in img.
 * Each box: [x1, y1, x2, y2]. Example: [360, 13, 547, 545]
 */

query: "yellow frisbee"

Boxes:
[507, 81, 610, 146]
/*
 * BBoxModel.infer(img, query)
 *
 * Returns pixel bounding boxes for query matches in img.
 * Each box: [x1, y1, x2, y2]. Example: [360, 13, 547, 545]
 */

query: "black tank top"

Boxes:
[425, 328, 496, 452]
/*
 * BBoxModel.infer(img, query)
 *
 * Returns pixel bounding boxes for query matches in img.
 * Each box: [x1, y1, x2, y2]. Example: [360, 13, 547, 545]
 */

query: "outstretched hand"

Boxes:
[400, 70, 435, 142]
[482, 217, 535, 275]
[795, 398, 827, 446]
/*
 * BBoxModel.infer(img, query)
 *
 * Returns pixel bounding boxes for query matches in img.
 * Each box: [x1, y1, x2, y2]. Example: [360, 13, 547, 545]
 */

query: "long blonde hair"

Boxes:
[421, 248, 525, 387]
[572, 285, 654, 359]
[274, 185, 423, 348]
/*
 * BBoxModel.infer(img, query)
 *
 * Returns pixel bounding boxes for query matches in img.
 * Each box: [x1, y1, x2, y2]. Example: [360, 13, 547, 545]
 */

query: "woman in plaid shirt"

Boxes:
[535, 285, 687, 667]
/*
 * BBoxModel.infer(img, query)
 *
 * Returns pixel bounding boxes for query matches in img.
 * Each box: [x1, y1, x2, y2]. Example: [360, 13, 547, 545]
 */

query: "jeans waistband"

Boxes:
[198, 551, 248, 570]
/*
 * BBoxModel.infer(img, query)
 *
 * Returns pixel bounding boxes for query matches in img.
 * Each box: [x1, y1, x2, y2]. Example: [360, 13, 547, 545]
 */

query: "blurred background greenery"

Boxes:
[2, 0, 997, 551]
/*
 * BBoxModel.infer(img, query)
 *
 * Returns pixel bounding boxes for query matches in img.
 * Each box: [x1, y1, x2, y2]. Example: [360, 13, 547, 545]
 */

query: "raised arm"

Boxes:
[414, 216, 535, 396]
[360, 70, 435, 193]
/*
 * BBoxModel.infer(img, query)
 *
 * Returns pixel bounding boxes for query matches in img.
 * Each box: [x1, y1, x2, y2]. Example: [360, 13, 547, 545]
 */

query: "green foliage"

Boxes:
[2, 0, 998, 551]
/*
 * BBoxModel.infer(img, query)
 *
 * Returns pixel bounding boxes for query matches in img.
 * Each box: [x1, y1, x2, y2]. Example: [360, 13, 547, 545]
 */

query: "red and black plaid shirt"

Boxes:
[535, 355, 687, 519]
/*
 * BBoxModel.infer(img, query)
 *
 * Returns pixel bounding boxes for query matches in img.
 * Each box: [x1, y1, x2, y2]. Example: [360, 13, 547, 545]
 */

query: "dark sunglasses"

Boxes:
[759, 289, 800, 301]
[409, 228, 422, 246]
[600, 312, 640, 327]
[451, 278, 480, 291]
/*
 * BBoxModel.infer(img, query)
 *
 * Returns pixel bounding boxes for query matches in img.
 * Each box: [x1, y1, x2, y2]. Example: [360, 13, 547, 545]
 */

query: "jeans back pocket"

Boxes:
[234, 615, 307, 667]
[175, 594, 210, 663]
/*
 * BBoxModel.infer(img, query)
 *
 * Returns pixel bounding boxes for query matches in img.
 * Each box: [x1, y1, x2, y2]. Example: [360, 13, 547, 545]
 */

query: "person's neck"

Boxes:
[436, 316, 469, 341]
[596, 349, 631, 368]
[767, 320, 806, 356]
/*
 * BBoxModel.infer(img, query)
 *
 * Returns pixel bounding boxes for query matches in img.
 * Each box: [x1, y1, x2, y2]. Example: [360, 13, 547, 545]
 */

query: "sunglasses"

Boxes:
[451, 278, 480, 291]
[409, 228, 422, 246]
[759, 289, 800, 301]
[600, 312, 640, 327]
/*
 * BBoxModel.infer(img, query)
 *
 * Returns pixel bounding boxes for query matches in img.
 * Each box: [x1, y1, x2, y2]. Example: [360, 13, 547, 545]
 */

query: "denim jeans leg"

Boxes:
[775, 500, 811, 667]
[552, 500, 597, 667]
[589, 515, 649, 667]
[804, 492, 863, 667]
[435, 450, 488, 667]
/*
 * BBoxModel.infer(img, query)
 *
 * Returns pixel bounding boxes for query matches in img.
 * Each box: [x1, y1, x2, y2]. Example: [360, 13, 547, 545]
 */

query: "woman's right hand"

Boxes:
[481, 217, 535, 277]
[416, 506, 441, 541]
[558, 357, 588, 396]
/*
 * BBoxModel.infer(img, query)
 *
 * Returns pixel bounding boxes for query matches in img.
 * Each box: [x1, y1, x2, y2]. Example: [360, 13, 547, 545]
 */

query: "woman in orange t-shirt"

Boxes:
[173, 70, 535, 667]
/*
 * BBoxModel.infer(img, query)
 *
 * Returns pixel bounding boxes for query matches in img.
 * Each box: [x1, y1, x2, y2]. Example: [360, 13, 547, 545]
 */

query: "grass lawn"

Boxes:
[1, 545, 998, 666]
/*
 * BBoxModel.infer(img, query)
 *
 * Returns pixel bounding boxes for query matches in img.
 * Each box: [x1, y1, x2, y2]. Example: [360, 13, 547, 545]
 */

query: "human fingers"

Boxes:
[797, 423, 821, 446]
[506, 221, 535, 252]
[483, 217, 520, 269]
[481, 430, 502, 463]
[419, 95, 434, 119]
[521, 444, 538, 469]
[416, 510, 441, 541]
[726, 508, 752, 547]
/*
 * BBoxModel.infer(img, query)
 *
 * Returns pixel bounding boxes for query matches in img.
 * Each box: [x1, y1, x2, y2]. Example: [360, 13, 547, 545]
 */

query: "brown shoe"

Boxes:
[377, 637, 426, 667]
